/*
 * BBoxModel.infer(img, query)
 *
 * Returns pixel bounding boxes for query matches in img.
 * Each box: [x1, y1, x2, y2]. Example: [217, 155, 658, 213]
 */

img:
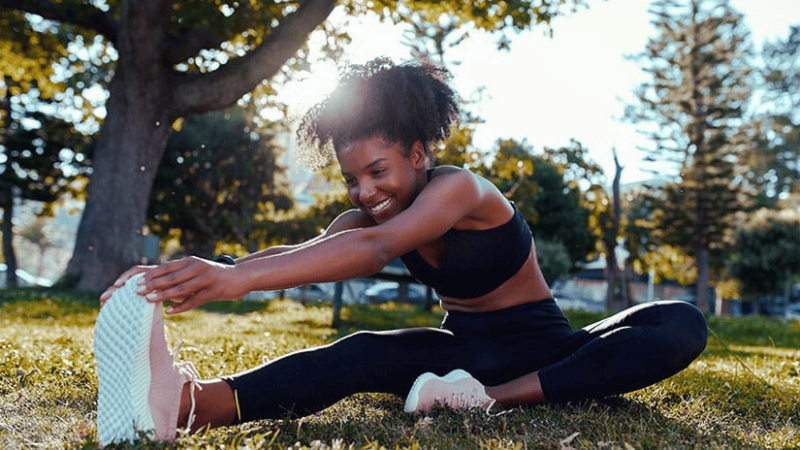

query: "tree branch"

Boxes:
[170, 0, 337, 116]
[164, 28, 227, 66]
[0, 0, 118, 44]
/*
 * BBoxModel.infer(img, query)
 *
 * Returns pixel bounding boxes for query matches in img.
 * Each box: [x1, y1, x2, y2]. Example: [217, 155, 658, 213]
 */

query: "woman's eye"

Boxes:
[371, 168, 385, 176]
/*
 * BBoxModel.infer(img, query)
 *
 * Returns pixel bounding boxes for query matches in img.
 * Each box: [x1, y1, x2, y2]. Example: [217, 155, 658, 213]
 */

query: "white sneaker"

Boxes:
[404, 369, 495, 414]
[94, 273, 199, 445]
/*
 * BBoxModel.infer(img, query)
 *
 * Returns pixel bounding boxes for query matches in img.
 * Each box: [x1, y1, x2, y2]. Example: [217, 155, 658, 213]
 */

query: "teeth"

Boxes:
[370, 198, 391, 214]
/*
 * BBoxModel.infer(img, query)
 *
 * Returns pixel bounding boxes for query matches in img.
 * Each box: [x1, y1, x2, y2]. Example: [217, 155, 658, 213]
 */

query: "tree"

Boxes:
[601, 149, 629, 310]
[0, 10, 93, 286]
[729, 208, 800, 308]
[745, 26, 800, 206]
[541, 140, 603, 269]
[1, 92, 91, 286]
[0, 0, 588, 291]
[625, 0, 754, 312]
[486, 139, 595, 280]
[148, 104, 293, 258]
[18, 216, 52, 278]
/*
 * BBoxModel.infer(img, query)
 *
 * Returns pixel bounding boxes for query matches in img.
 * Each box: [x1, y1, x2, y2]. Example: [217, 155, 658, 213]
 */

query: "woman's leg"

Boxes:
[188, 327, 468, 426]
[487, 301, 707, 406]
[179, 379, 237, 433]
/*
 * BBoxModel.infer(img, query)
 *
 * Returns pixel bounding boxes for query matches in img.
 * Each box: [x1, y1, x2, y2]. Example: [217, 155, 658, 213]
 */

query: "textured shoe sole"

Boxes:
[94, 273, 156, 445]
[404, 369, 471, 413]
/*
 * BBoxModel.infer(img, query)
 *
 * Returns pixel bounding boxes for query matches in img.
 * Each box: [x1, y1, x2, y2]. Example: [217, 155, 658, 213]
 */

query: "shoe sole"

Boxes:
[94, 273, 156, 445]
[403, 369, 472, 413]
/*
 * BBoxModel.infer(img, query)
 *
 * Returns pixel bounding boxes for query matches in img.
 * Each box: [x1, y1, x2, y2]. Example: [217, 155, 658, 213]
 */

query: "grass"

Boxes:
[1, 289, 799, 450]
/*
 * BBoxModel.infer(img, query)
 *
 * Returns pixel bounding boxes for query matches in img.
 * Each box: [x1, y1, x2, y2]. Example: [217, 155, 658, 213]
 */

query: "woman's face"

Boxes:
[337, 136, 426, 224]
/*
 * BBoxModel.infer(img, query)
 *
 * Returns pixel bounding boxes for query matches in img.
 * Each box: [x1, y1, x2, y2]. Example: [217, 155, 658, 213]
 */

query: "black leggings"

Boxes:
[223, 299, 707, 422]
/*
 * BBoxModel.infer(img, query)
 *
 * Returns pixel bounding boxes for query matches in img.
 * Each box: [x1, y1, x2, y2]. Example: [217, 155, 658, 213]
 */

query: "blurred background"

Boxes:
[1, 0, 798, 318]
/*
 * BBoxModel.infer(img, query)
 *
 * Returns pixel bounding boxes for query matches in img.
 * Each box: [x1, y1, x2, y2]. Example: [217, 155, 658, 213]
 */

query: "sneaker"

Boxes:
[404, 369, 495, 414]
[94, 273, 200, 445]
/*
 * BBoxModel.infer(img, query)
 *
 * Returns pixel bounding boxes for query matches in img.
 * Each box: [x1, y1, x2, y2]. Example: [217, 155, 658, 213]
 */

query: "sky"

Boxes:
[278, 0, 800, 186]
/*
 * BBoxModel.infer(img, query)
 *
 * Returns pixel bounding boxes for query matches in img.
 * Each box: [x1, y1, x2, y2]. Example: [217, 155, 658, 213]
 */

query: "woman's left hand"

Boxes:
[136, 256, 242, 314]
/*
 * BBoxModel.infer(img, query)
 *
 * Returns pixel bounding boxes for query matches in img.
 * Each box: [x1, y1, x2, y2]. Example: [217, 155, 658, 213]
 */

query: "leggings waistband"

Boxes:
[442, 299, 569, 335]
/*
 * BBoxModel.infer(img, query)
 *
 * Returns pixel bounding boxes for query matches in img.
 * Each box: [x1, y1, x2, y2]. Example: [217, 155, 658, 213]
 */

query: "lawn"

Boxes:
[1, 288, 799, 449]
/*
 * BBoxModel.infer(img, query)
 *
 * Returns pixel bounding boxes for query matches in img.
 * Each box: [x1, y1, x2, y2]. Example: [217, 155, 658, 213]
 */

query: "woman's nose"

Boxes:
[358, 181, 377, 203]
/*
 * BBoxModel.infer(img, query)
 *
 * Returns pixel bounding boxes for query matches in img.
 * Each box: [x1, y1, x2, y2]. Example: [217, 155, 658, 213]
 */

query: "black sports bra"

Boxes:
[401, 202, 532, 299]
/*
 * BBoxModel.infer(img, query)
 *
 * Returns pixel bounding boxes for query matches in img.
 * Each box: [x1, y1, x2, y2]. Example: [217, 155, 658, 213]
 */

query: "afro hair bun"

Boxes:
[295, 57, 460, 170]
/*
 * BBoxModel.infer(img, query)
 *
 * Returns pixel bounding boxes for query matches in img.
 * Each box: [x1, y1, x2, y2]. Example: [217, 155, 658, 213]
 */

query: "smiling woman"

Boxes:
[94, 57, 707, 446]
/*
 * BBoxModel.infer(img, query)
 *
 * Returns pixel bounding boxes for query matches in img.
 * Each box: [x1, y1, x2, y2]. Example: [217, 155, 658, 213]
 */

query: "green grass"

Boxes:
[1, 289, 799, 450]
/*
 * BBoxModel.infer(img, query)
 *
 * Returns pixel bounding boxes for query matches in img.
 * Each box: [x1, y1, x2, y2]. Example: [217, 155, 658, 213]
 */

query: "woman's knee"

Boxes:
[661, 301, 708, 359]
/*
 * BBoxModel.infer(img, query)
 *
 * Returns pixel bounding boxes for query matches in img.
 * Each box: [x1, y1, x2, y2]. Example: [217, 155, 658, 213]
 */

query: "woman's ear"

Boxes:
[410, 141, 427, 169]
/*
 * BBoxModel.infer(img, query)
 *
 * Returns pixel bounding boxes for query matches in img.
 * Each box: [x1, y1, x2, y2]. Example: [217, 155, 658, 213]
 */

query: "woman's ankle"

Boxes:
[179, 379, 237, 433]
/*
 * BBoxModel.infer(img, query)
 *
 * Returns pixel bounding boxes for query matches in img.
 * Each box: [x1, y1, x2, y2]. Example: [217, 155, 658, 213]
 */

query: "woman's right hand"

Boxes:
[99, 265, 156, 307]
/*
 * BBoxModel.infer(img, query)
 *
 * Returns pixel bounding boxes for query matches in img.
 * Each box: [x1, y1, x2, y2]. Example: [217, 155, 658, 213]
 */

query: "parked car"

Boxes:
[0, 264, 53, 288]
[359, 281, 427, 304]
[284, 284, 329, 302]
[785, 303, 800, 321]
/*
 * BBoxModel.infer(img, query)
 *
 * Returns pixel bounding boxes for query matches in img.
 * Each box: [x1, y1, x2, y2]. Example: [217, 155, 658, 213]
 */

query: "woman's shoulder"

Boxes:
[428, 165, 482, 187]
[429, 165, 467, 178]
[427, 166, 496, 197]
[424, 165, 511, 228]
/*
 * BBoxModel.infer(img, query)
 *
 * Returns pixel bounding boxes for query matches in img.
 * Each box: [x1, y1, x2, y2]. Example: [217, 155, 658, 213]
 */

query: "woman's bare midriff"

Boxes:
[439, 246, 553, 313]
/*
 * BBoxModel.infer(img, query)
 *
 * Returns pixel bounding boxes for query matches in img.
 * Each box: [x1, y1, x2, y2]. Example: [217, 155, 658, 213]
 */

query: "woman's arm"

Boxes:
[234, 209, 373, 264]
[138, 169, 488, 313]
[99, 209, 371, 305]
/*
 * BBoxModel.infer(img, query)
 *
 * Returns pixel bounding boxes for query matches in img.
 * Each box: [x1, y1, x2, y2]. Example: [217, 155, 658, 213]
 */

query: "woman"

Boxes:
[94, 57, 707, 445]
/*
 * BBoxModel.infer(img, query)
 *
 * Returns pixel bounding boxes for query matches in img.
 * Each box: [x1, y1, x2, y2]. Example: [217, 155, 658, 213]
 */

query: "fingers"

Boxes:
[138, 257, 212, 304]
[165, 292, 205, 314]
[103, 257, 228, 314]
[140, 258, 194, 288]
[100, 265, 156, 307]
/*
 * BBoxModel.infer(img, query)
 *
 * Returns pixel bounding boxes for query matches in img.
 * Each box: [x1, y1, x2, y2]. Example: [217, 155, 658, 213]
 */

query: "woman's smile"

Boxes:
[337, 136, 428, 223]
[367, 197, 392, 216]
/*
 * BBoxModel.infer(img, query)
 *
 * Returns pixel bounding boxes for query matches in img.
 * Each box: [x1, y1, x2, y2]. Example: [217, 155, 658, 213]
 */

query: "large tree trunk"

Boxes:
[695, 245, 710, 313]
[66, 81, 173, 290]
[65, 0, 174, 290]
[63, 0, 337, 291]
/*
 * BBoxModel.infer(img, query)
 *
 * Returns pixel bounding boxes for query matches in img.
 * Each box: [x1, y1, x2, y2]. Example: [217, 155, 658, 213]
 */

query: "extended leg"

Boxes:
[222, 327, 467, 423]
[178, 379, 236, 433]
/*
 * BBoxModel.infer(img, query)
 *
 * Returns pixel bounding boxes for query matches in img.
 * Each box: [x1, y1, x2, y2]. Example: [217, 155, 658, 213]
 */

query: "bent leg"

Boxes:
[537, 301, 707, 403]
[485, 301, 707, 406]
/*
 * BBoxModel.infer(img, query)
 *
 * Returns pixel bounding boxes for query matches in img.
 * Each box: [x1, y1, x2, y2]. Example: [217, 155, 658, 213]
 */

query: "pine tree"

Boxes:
[747, 26, 800, 206]
[625, 0, 754, 312]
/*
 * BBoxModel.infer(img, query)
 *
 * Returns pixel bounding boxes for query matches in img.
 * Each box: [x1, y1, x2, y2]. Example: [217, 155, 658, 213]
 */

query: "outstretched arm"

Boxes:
[99, 208, 370, 305]
[234, 208, 373, 264]
[137, 169, 487, 313]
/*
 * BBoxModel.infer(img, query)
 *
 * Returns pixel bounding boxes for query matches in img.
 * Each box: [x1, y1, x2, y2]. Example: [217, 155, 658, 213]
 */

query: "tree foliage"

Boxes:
[624, 0, 754, 311]
[0, 0, 589, 290]
[484, 139, 596, 280]
[1, 85, 92, 286]
[729, 208, 800, 300]
[745, 26, 800, 206]
[147, 104, 293, 258]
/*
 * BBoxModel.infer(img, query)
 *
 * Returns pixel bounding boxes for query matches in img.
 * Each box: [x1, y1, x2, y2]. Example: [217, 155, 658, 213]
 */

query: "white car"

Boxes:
[785, 303, 800, 321]
[359, 281, 428, 304]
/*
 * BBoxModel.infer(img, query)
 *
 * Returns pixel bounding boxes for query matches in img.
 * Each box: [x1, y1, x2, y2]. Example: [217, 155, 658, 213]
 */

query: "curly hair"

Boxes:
[295, 57, 460, 170]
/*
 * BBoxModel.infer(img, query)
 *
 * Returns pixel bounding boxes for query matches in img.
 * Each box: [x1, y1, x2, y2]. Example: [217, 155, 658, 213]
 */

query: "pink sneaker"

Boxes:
[94, 274, 200, 445]
[404, 369, 495, 414]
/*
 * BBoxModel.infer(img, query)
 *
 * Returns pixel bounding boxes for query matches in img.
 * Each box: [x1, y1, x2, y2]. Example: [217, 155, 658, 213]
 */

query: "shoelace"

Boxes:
[172, 342, 203, 434]
[445, 390, 496, 414]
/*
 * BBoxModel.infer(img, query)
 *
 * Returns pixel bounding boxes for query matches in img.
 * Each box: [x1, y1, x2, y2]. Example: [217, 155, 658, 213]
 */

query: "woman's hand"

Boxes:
[100, 265, 156, 307]
[135, 256, 243, 314]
